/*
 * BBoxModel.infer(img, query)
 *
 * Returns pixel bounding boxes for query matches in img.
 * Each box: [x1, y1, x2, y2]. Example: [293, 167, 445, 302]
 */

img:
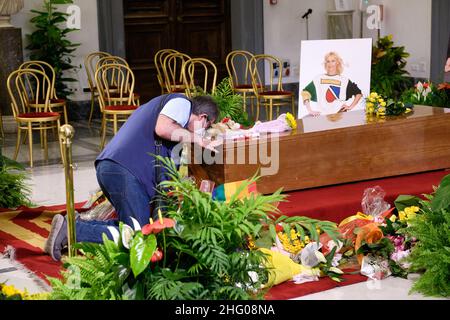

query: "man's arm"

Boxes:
[155, 114, 220, 152]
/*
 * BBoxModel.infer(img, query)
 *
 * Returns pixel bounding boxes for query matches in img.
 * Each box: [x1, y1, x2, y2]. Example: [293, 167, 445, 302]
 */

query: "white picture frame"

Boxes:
[298, 38, 373, 119]
[334, 0, 353, 11]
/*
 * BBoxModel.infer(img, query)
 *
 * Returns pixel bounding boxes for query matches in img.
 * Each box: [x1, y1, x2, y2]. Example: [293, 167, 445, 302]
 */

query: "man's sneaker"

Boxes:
[44, 214, 68, 261]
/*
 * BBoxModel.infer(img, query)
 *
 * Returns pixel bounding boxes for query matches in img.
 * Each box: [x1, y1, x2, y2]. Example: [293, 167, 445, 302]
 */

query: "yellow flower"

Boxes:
[398, 211, 406, 222]
[366, 102, 374, 108]
[389, 215, 397, 222]
[277, 230, 305, 254]
[380, 101, 386, 107]
[370, 92, 378, 99]
[378, 98, 384, 103]
[404, 206, 419, 220]
[285, 112, 297, 129]
[1, 284, 23, 297]
[405, 108, 412, 113]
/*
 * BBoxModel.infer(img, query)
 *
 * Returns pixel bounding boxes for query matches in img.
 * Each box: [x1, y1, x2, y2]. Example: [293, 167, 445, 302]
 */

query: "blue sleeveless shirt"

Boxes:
[96, 93, 190, 198]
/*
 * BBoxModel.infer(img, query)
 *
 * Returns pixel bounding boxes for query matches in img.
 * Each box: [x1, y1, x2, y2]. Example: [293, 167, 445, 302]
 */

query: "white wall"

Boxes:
[263, 0, 432, 83]
[11, 0, 99, 101]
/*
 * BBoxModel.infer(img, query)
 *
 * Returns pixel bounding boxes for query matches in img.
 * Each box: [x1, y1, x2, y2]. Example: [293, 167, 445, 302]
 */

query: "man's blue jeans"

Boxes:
[76, 160, 151, 243]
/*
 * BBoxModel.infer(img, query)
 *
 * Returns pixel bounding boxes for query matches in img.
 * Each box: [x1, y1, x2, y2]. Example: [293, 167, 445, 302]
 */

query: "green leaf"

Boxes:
[130, 233, 156, 277]
[431, 174, 450, 212]
[394, 195, 422, 212]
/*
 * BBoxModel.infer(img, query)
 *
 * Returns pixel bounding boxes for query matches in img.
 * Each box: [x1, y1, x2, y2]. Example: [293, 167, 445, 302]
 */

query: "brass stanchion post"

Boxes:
[59, 124, 76, 257]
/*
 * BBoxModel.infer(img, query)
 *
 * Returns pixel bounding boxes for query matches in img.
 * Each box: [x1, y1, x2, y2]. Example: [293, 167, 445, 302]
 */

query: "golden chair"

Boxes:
[249, 54, 295, 121]
[226, 50, 258, 114]
[19, 61, 69, 124]
[95, 63, 139, 150]
[182, 57, 217, 98]
[154, 49, 179, 94]
[162, 52, 191, 94]
[7, 68, 64, 167]
[85, 51, 111, 125]
[96, 56, 140, 105]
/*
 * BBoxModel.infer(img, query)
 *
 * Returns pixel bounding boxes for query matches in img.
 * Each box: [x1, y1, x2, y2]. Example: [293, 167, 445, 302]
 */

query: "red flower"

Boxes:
[438, 83, 450, 90]
[142, 217, 175, 235]
[221, 117, 230, 124]
[275, 224, 284, 233]
[150, 248, 163, 262]
[423, 82, 430, 88]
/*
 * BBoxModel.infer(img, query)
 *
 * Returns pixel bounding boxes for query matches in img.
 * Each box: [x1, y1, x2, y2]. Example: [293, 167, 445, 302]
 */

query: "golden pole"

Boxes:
[59, 124, 76, 257]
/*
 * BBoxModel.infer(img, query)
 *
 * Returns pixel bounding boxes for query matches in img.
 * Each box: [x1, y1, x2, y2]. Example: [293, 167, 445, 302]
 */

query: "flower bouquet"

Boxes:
[366, 92, 412, 117]
[401, 81, 450, 107]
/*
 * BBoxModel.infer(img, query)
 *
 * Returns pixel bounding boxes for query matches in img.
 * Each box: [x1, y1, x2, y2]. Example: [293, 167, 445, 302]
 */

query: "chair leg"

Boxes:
[14, 128, 22, 160]
[63, 103, 69, 124]
[100, 115, 107, 150]
[88, 92, 95, 125]
[291, 96, 295, 116]
[242, 92, 247, 114]
[43, 128, 48, 161]
[57, 120, 65, 166]
[113, 114, 118, 134]
[255, 98, 260, 122]
[269, 99, 273, 121]
[0, 112, 4, 138]
[27, 123, 33, 168]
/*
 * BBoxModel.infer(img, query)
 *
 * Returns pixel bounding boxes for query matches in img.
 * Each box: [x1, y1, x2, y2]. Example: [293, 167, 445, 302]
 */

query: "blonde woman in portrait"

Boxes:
[301, 52, 363, 116]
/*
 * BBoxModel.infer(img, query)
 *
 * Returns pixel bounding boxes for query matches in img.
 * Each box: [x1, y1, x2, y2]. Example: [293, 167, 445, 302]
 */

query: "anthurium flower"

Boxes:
[150, 248, 163, 262]
[142, 209, 175, 235]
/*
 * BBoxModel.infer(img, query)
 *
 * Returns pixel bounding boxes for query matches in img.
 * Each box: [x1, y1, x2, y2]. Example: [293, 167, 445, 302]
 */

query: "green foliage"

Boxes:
[0, 155, 32, 208]
[194, 77, 253, 126]
[371, 35, 411, 99]
[401, 82, 450, 107]
[405, 174, 450, 297]
[26, 0, 80, 99]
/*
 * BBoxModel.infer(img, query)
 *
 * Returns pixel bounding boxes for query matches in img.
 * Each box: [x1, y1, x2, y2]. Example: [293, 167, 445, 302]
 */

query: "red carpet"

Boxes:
[278, 169, 450, 223]
[0, 203, 87, 282]
[0, 169, 449, 299]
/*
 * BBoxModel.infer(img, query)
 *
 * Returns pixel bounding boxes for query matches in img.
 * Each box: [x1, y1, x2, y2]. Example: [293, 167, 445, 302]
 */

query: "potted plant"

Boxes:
[26, 0, 79, 99]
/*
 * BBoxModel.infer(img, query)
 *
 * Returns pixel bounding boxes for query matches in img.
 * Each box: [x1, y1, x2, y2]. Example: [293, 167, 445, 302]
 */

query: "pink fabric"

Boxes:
[251, 114, 291, 133]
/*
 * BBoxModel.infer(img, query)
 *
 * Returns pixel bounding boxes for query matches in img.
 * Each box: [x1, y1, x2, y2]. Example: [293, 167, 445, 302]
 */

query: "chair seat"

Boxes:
[260, 90, 293, 96]
[235, 84, 253, 89]
[170, 88, 186, 93]
[105, 105, 138, 111]
[18, 112, 60, 119]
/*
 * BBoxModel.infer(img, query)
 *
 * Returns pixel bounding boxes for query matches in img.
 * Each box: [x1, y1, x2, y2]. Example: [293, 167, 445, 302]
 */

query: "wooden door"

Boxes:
[123, 0, 231, 103]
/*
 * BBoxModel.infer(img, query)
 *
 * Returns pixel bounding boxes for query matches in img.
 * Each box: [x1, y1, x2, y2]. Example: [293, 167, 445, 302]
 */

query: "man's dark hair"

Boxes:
[190, 95, 219, 122]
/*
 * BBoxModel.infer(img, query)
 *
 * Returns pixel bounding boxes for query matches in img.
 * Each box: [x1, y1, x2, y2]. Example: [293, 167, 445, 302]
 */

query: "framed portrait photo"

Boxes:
[335, 0, 353, 11]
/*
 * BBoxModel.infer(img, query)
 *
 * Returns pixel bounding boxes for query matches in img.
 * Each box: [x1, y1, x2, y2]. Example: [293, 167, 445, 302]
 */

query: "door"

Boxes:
[123, 0, 231, 103]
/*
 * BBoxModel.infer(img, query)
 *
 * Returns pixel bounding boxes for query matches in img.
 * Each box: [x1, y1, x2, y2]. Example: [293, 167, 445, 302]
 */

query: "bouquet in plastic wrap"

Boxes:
[80, 188, 117, 221]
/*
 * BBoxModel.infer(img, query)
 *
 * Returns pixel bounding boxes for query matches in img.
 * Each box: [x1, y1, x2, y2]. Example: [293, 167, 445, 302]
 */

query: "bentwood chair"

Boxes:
[249, 54, 295, 121]
[19, 61, 69, 124]
[85, 51, 112, 125]
[95, 63, 139, 150]
[96, 56, 140, 105]
[226, 50, 258, 114]
[182, 58, 217, 98]
[7, 68, 64, 167]
[162, 52, 191, 94]
[154, 49, 179, 94]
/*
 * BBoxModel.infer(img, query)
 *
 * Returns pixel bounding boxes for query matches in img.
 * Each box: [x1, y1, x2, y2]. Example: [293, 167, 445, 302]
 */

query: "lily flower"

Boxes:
[142, 209, 175, 235]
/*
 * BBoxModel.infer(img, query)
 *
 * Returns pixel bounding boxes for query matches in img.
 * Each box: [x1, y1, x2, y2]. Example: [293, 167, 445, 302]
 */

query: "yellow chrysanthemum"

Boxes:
[286, 112, 297, 129]
[366, 102, 374, 108]
[1, 285, 23, 297]
[380, 101, 386, 107]
[278, 230, 305, 254]
[370, 92, 378, 99]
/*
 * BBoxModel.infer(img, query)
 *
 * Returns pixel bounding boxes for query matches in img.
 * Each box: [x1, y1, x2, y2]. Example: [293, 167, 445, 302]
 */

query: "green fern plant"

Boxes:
[194, 77, 253, 126]
[405, 174, 450, 297]
[0, 155, 32, 208]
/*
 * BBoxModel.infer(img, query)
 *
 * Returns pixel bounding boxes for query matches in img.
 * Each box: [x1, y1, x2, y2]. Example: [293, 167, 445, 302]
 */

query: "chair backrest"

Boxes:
[182, 57, 217, 97]
[95, 56, 130, 90]
[95, 63, 136, 111]
[162, 52, 191, 93]
[249, 54, 284, 95]
[19, 60, 58, 99]
[84, 51, 111, 91]
[154, 49, 179, 92]
[7, 68, 52, 118]
[225, 50, 254, 90]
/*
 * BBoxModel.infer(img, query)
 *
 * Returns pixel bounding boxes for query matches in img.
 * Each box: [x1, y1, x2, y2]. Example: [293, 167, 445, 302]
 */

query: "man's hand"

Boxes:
[195, 137, 222, 153]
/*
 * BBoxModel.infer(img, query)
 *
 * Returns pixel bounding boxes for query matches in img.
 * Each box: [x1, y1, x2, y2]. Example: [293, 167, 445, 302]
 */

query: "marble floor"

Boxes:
[0, 119, 447, 300]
